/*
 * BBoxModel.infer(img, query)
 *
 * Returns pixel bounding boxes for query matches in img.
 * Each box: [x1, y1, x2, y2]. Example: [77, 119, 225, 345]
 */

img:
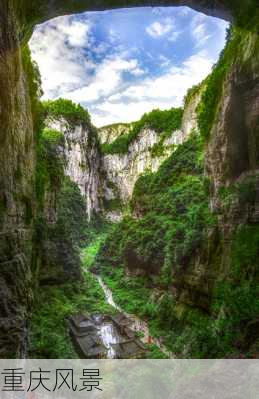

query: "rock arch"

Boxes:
[0, 0, 258, 357]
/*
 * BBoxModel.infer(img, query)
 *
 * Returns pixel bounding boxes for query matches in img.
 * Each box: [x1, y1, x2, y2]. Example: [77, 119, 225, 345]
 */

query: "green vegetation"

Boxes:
[99, 224, 259, 358]
[99, 263, 222, 358]
[81, 226, 109, 269]
[43, 98, 91, 126]
[29, 275, 114, 358]
[40, 127, 64, 143]
[103, 198, 124, 212]
[35, 127, 65, 206]
[149, 140, 168, 158]
[25, 21, 259, 359]
[81, 230, 167, 358]
[184, 82, 202, 108]
[34, 176, 88, 284]
[97, 133, 213, 282]
[21, 44, 43, 131]
[95, 149, 259, 356]
[54, 177, 88, 247]
[197, 27, 241, 139]
[102, 267, 154, 316]
[210, 225, 259, 356]
[149, 133, 176, 159]
[227, 0, 259, 28]
[101, 108, 183, 155]
[100, 268, 168, 359]
[95, 133, 220, 357]
[219, 174, 258, 209]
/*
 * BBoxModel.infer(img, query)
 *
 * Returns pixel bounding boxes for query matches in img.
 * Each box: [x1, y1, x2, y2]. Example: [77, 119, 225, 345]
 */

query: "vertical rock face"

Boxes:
[46, 117, 102, 221]
[181, 89, 201, 137]
[41, 94, 201, 225]
[99, 92, 201, 221]
[98, 123, 134, 145]
[206, 29, 259, 206]
[101, 127, 175, 201]
[0, 2, 35, 357]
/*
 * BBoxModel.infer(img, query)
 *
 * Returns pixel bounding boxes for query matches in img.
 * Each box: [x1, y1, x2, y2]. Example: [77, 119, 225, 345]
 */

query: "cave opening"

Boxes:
[29, 6, 229, 127]
[2, 0, 259, 360]
[25, 6, 232, 359]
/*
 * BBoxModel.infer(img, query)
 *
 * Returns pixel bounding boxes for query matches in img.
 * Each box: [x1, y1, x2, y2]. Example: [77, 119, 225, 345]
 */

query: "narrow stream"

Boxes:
[96, 274, 171, 357]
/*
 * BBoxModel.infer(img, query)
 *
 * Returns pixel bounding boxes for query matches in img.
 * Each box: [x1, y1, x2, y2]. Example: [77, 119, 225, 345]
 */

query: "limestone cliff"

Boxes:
[46, 116, 102, 221]
[98, 123, 134, 145]
[99, 96, 200, 221]
[0, 0, 259, 358]
[34, 121, 88, 286]
[38, 96, 200, 224]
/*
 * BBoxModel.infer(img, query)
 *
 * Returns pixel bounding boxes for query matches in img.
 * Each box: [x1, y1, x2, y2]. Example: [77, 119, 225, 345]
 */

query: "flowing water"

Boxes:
[95, 274, 171, 357]
[97, 276, 123, 311]
[92, 313, 122, 359]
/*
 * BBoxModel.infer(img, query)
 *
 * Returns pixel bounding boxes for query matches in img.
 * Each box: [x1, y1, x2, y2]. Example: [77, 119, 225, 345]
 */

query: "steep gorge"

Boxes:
[0, 0, 259, 358]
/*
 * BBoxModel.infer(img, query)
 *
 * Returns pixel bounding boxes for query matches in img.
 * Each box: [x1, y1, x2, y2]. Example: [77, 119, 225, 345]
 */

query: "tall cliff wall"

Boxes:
[0, 0, 258, 357]
[35, 119, 88, 287]
[99, 96, 200, 221]
[46, 116, 102, 221]
[0, 2, 36, 357]
[39, 97, 200, 224]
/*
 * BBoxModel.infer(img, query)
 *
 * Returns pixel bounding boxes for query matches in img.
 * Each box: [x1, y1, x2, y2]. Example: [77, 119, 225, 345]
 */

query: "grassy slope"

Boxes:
[29, 271, 115, 358]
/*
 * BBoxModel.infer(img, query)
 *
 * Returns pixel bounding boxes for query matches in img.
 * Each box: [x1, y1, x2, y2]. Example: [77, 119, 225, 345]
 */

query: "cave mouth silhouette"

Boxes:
[30, 1, 232, 29]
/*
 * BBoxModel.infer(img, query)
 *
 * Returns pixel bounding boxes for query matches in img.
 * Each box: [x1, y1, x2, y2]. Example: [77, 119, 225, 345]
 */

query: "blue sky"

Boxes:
[30, 7, 228, 127]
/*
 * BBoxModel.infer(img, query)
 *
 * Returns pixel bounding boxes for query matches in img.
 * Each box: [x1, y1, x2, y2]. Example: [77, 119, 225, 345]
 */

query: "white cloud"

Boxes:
[58, 20, 91, 47]
[90, 51, 214, 126]
[159, 55, 170, 68]
[192, 23, 211, 47]
[30, 10, 227, 128]
[168, 30, 182, 42]
[64, 57, 143, 103]
[30, 16, 93, 98]
[191, 14, 211, 47]
[130, 66, 145, 76]
[146, 18, 174, 38]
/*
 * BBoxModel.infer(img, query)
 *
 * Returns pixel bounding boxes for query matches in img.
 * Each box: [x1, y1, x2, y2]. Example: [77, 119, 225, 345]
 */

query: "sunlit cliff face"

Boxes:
[30, 6, 228, 127]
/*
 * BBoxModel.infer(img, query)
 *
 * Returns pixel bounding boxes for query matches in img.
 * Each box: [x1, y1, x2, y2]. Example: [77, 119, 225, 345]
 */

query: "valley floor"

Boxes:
[29, 228, 167, 358]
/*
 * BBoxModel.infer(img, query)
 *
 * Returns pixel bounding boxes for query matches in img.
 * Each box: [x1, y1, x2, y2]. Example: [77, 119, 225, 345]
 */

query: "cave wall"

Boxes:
[0, 0, 35, 357]
[206, 28, 259, 199]
[24, 0, 234, 25]
[0, 0, 258, 357]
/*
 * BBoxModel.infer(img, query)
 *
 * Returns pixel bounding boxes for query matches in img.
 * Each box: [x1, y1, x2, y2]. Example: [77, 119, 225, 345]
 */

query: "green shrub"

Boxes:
[41, 127, 64, 143]
[230, 225, 259, 279]
[219, 175, 257, 210]
[184, 82, 202, 108]
[29, 276, 114, 358]
[21, 44, 44, 131]
[103, 198, 123, 211]
[197, 27, 241, 139]
[35, 127, 65, 205]
[98, 133, 214, 281]
[43, 98, 91, 126]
